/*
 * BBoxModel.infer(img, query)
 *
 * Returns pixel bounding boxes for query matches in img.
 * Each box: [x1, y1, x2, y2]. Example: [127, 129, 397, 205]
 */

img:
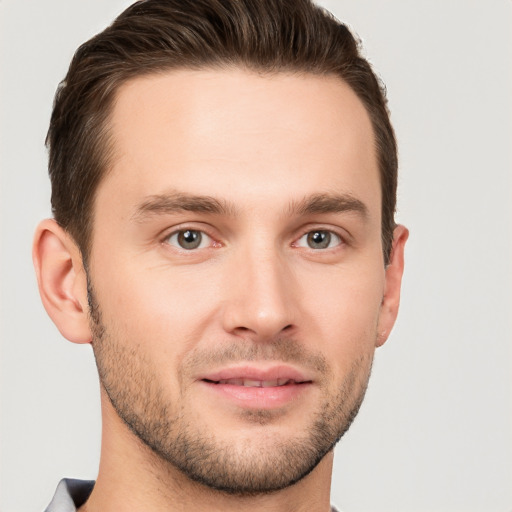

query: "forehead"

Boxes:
[100, 68, 379, 218]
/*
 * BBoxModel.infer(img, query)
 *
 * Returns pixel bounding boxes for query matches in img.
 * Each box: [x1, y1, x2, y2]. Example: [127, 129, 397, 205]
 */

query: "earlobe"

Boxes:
[376, 224, 409, 347]
[33, 219, 92, 344]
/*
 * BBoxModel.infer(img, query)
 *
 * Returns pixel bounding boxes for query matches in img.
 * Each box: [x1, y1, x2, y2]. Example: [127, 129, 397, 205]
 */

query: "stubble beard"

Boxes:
[87, 279, 374, 496]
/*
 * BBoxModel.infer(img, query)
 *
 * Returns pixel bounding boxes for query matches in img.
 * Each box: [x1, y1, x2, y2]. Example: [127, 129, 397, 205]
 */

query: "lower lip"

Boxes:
[200, 381, 311, 409]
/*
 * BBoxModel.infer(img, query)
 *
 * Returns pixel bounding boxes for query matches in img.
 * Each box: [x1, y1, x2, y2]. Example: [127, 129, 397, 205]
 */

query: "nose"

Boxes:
[221, 245, 298, 341]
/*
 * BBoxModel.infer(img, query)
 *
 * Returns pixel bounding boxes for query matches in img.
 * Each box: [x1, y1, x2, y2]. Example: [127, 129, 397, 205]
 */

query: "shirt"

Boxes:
[45, 478, 341, 511]
[45, 479, 95, 512]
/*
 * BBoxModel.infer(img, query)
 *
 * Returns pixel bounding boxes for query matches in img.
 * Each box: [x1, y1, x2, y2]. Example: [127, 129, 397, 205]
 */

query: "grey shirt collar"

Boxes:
[45, 479, 94, 512]
[45, 478, 341, 511]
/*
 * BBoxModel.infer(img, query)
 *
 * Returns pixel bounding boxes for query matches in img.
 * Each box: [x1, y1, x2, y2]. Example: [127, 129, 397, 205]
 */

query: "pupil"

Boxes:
[178, 230, 201, 249]
[308, 231, 330, 249]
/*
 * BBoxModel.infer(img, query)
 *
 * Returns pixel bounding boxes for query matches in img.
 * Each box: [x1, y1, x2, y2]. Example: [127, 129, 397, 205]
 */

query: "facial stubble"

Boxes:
[87, 276, 374, 496]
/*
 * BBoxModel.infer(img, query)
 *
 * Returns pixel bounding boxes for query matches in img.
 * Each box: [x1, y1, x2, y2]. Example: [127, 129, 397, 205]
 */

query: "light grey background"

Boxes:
[1, 1, 511, 511]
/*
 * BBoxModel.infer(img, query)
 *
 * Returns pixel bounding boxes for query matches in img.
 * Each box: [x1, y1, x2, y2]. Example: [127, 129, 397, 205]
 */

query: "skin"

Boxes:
[33, 68, 408, 512]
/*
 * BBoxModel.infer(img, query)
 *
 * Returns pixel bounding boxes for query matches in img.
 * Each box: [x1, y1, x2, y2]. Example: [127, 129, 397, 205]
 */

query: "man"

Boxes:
[33, 0, 408, 510]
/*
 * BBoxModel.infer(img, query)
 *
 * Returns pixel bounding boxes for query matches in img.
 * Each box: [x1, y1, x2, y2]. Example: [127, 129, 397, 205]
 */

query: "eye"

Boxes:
[165, 229, 211, 250]
[296, 230, 343, 250]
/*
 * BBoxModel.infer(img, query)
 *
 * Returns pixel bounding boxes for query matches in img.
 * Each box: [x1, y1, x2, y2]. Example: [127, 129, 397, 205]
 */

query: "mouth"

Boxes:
[198, 365, 313, 409]
[203, 377, 306, 387]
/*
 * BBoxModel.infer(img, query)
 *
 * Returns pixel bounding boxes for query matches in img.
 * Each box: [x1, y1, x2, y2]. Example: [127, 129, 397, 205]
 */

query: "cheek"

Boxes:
[300, 263, 385, 368]
[92, 259, 222, 356]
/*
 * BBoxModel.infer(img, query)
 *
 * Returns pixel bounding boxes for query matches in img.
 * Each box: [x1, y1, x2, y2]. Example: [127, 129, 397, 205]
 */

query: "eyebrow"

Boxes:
[289, 193, 369, 219]
[132, 191, 237, 221]
[132, 190, 368, 222]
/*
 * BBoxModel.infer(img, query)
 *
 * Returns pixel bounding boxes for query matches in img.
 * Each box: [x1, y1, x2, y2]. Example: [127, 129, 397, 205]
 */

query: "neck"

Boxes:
[81, 391, 334, 512]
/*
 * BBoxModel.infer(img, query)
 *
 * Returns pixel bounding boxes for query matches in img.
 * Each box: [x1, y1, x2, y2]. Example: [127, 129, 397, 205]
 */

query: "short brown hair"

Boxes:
[47, 0, 397, 263]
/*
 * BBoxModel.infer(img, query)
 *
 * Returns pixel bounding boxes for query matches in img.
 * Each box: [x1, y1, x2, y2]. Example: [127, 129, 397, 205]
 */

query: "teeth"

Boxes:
[218, 378, 243, 386]
[216, 378, 294, 387]
[244, 379, 263, 387]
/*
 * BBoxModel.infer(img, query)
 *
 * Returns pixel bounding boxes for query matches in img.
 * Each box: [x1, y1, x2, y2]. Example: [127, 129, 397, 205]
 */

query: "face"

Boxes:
[87, 69, 394, 494]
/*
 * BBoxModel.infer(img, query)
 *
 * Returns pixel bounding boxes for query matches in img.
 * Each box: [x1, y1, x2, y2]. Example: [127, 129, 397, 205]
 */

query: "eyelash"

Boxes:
[162, 227, 218, 251]
[293, 229, 344, 250]
[162, 226, 346, 252]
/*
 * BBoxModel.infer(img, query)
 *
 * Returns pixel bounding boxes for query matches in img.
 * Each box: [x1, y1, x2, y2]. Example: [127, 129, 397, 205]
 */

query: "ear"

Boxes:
[376, 224, 409, 347]
[33, 219, 92, 344]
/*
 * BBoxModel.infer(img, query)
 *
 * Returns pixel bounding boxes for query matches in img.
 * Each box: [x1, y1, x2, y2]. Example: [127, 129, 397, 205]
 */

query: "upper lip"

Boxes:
[198, 364, 313, 384]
